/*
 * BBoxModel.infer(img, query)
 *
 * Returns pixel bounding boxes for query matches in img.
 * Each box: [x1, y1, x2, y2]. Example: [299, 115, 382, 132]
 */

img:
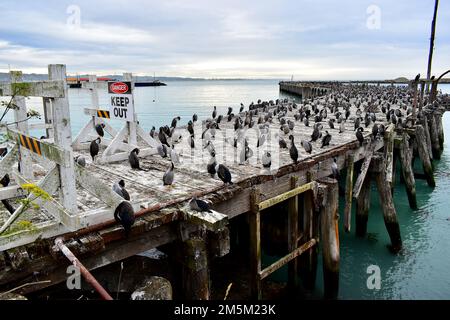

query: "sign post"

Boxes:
[108, 81, 135, 122]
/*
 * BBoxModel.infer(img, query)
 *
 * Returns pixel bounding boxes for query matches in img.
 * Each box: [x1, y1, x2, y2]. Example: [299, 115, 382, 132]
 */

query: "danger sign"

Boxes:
[108, 81, 134, 121]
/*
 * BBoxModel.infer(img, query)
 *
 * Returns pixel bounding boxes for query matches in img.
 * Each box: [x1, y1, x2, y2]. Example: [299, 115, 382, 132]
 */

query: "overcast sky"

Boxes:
[0, 0, 448, 79]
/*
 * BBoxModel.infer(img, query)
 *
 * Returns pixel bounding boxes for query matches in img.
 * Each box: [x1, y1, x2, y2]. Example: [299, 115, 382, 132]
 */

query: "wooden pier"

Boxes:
[0, 66, 448, 300]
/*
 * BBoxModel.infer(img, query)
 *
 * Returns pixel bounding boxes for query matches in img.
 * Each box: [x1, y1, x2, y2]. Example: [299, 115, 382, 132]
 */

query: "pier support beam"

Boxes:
[372, 155, 402, 253]
[428, 113, 441, 159]
[249, 188, 262, 300]
[355, 171, 371, 238]
[318, 178, 339, 300]
[181, 237, 210, 300]
[415, 125, 436, 188]
[398, 133, 417, 210]
[299, 188, 318, 292]
[344, 155, 354, 233]
[287, 177, 299, 292]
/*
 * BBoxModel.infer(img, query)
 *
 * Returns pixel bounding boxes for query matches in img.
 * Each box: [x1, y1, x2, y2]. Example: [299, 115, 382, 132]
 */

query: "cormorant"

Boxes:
[207, 151, 217, 176]
[321, 130, 331, 148]
[95, 123, 105, 137]
[157, 144, 168, 158]
[289, 135, 298, 164]
[216, 164, 232, 184]
[89, 137, 101, 161]
[262, 151, 271, 168]
[301, 140, 312, 154]
[331, 158, 340, 180]
[114, 201, 135, 236]
[189, 197, 212, 213]
[75, 155, 86, 167]
[356, 127, 364, 146]
[129, 148, 147, 171]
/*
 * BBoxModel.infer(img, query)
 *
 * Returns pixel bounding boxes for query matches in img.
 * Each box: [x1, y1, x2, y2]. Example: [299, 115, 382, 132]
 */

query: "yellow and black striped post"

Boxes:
[18, 133, 42, 156]
[96, 109, 110, 119]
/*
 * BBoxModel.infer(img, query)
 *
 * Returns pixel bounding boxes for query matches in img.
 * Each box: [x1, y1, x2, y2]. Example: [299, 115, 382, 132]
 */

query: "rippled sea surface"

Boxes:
[2, 80, 450, 299]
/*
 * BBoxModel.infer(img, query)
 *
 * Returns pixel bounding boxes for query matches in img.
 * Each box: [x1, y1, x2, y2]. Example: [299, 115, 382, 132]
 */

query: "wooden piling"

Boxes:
[355, 170, 371, 238]
[287, 176, 299, 292]
[415, 125, 436, 188]
[422, 117, 433, 160]
[372, 155, 402, 253]
[428, 113, 441, 159]
[435, 112, 444, 150]
[182, 237, 210, 300]
[319, 179, 340, 299]
[299, 188, 318, 292]
[398, 133, 418, 209]
[344, 155, 354, 233]
[249, 188, 262, 300]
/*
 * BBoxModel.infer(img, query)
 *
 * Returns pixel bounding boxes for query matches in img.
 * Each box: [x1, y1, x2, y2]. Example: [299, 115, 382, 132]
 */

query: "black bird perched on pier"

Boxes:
[158, 127, 170, 147]
[114, 201, 135, 237]
[262, 151, 271, 169]
[207, 151, 217, 176]
[0, 174, 10, 188]
[129, 148, 147, 171]
[310, 126, 320, 142]
[372, 123, 379, 139]
[321, 130, 331, 148]
[301, 140, 312, 154]
[240, 103, 244, 113]
[157, 144, 168, 158]
[227, 107, 233, 116]
[193, 114, 198, 122]
[163, 162, 175, 186]
[216, 164, 232, 184]
[356, 127, 364, 146]
[414, 73, 420, 82]
[188, 134, 195, 149]
[212, 106, 217, 119]
[187, 121, 194, 136]
[150, 126, 156, 139]
[289, 135, 298, 164]
[113, 180, 130, 201]
[95, 123, 106, 137]
[171, 116, 181, 128]
[331, 158, 340, 180]
[189, 197, 212, 213]
[89, 137, 101, 161]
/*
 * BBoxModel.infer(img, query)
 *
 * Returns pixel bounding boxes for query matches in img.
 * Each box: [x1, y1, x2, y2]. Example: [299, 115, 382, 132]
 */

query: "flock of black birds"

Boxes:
[74, 81, 427, 234]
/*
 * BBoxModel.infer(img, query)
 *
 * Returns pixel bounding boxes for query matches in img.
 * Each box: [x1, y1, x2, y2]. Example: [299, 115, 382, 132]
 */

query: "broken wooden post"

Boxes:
[412, 79, 418, 120]
[287, 176, 299, 292]
[372, 154, 402, 253]
[48, 64, 77, 214]
[319, 178, 339, 299]
[384, 124, 395, 188]
[355, 170, 371, 238]
[435, 112, 444, 150]
[428, 112, 441, 159]
[344, 155, 354, 233]
[353, 150, 373, 199]
[415, 124, 436, 188]
[419, 80, 425, 112]
[398, 133, 417, 209]
[182, 237, 210, 300]
[249, 187, 262, 300]
[10, 71, 33, 180]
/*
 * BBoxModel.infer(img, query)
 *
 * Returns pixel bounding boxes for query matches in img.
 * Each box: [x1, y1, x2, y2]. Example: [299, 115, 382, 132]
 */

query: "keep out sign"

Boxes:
[108, 81, 134, 121]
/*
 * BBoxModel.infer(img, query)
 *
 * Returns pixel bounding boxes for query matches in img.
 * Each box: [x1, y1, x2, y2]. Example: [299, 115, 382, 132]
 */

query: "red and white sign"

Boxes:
[108, 81, 134, 121]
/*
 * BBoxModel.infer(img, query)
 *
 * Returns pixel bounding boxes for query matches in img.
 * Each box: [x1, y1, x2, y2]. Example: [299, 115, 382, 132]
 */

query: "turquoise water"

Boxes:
[1, 80, 449, 299]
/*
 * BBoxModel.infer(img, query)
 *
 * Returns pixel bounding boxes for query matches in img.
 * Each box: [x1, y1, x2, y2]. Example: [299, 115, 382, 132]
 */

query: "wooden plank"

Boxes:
[353, 150, 374, 199]
[10, 71, 33, 180]
[74, 164, 124, 208]
[258, 182, 315, 211]
[0, 186, 27, 201]
[7, 128, 71, 167]
[98, 147, 156, 164]
[344, 154, 354, 233]
[398, 133, 417, 209]
[415, 125, 435, 187]
[49, 64, 77, 214]
[259, 239, 316, 280]
[0, 80, 65, 98]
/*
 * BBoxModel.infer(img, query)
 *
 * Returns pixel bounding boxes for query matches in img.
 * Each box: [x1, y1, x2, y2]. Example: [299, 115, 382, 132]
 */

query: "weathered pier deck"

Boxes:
[0, 66, 448, 300]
